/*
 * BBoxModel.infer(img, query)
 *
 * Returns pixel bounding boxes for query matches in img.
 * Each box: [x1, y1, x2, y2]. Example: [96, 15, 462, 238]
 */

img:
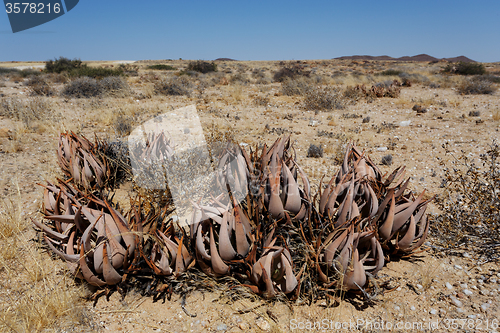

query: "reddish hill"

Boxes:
[335, 54, 476, 62]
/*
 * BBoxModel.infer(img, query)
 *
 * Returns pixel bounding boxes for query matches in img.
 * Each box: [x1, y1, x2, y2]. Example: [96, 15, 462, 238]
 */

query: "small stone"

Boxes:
[396, 286, 402, 291]
[489, 278, 497, 284]
[399, 120, 411, 126]
[216, 323, 227, 331]
[238, 322, 249, 330]
[445, 282, 453, 290]
[394, 305, 400, 311]
[454, 264, 463, 270]
[481, 303, 490, 311]
[450, 296, 463, 307]
[255, 318, 269, 331]
[309, 120, 319, 127]
[430, 309, 437, 315]
[463, 252, 471, 258]
[416, 284, 423, 290]
[463, 289, 473, 296]
[377, 146, 388, 152]
[460, 283, 468, 289]
[410, 306, 416, 311]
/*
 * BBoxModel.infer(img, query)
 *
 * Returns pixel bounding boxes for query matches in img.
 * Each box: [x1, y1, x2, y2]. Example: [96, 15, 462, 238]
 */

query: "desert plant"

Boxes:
[0, 97, 52, 128]
[45, 57, 83, 73]
[62, 77, 102, 98]
[307, 144, 323, 157]
[443, 61, 486, 75]
[69, 66, 123, 79]
[187, 60, 217, 73]
[273, 63, 310, 82]
[379, 69, 403, 76]
[25, 75, 54, 96]
[280, 77, 314, 96]
[147, 64, 176, 70]
[433, 141, 500, 261]
[457, 77, 497, 95]
[100, 76, 130, 96]
[154, 77, 191, 96]
[304, 86, 346, 110]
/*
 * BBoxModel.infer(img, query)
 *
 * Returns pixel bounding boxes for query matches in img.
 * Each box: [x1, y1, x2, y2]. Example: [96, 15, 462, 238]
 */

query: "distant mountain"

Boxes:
[335, 54, 476, 62]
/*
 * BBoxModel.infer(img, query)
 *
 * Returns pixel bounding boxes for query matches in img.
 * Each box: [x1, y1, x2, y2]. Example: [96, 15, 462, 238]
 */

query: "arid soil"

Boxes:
[0, 59, 499, 332]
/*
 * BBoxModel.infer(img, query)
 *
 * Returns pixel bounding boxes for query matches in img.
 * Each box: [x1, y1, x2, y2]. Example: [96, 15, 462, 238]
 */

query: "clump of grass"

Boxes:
[147, 64, 176, 70]
[457, 77, 497, 95]
[187, 60, 217, 74]
[0, 189, 89, 332]
[0, 97, 52, 128]
[443, 61, 486, 75]
[433, 141, 500, 261]
[154, 77, 192, 96]
[25, 75, 54, 96]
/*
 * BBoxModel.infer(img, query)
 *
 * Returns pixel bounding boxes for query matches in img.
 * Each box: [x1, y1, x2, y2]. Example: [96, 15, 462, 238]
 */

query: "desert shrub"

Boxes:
[154, 77, 191, 96]
[147, 64, 176, 70]
[379, 69, 403, 76]
[25, 75, 54, 96]
[45, 57, 83, 73]
[229, 73, 250, 84]
[433, 141, 500, 261]
[398, 72, 430, 85]
[304, 86, 346, 111]
[62, 77, 102, 98]
[0, 97, 52, 127]
[187, 61, 217, 74]
[457, 77, 497, 95]
[100, 76, 130, 95]
[443, 61, 486, 75]
[69, 66, 123, 79]
[480, 74, 500, 84]
[381, 154, 393, 166]
[307, 144, 323, 158]
[113, 115, 133, 136]
[273, 63, 310, 82]
[281, 77, 314, 96]
[342, 85, 364, 104]
[45, 73, 68, 84]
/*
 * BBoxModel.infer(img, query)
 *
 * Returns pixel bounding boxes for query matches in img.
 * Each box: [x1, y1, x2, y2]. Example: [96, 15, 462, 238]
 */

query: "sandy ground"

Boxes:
[0, 59, 499, 332]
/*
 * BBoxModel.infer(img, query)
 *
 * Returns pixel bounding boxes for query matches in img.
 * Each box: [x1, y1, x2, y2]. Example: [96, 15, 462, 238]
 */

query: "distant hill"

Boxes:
[335, 54, 476, 62]
[214, 58, 237, 61]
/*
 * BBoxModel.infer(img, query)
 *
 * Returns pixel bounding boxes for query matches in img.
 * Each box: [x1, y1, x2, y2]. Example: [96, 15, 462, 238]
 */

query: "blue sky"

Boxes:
[1, 0, 499, 62]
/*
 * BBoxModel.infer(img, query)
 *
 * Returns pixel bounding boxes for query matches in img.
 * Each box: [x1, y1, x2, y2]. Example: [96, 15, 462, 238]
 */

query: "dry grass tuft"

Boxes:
[0, 184, 90, 332]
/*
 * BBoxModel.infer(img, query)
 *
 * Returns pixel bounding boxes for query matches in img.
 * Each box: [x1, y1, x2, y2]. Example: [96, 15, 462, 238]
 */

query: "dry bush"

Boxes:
[433, 141, 500, 261]
[25, 75, 54, 96]
[280, 77, 314, 96]
[187, 60, 217, 74]
[273, 63, 310, 82]
[154, 77, 192, 96]
[304, 86, 346, 111]
[457, 77, 497, 95]
[253, 95, 270, 106]
[62, 77, 102, 98]
[0, 97, 52, 128]
[100, 76, 130, 96]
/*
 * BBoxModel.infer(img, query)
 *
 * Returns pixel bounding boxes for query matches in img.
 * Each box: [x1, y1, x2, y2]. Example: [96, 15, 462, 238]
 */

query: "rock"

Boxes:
[238, 322, 249, 330]
[430, 309, 437, 315]
[399, 120, 411, 127]
[481, 303, 490, 311]
[410, 305, 416, 311]
[450, 296, 463, 307]
[454, 264, 463, 270]
[445, 282, 453, 290]
[255, 318, 270, 331]
[362, 116, 370, 123]
[377, 146, 388, 152]
[463, 289, 473, 296]
[308, 120, 318, 127]
[416, 284, 423, 290]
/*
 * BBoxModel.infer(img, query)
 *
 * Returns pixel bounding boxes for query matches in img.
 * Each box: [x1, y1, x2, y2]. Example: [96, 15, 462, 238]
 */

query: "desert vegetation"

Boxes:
[0, 57, 499, 332]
